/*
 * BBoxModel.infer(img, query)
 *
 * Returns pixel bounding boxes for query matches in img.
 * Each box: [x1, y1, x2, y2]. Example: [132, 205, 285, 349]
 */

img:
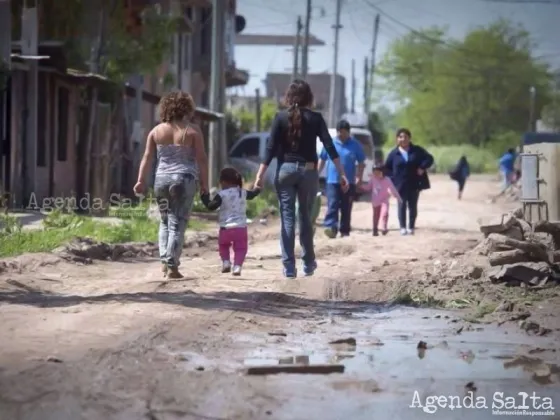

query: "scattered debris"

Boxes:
[329, 337, 357, 346]
[465, 381, 477, 392]
[455, 326, 464, 334]
[46, 356, 63, 363]
[417, 341, 428, 350]
[268, 331, 287, 337]
[519, 320, 551, 336]
[246, 364, 345, 375]
[53, 233, 217, 264]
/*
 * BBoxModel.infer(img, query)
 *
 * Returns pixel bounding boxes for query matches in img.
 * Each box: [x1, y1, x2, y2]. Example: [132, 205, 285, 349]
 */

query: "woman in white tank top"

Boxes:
[134, 91, 209, 279]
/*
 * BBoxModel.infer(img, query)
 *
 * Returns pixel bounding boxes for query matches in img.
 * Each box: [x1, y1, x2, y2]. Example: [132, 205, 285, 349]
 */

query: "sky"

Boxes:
[232, 0, 560, 112]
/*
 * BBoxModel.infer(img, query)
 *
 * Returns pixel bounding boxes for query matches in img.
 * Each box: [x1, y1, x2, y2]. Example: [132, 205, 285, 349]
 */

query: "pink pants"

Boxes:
[218, 227, 248, 266]
[373, 202, 389, 231]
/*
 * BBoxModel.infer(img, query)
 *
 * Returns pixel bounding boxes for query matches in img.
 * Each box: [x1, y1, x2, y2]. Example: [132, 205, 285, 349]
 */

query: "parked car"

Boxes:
[228, 127, 382, 193]
[228, 132, 276, 186]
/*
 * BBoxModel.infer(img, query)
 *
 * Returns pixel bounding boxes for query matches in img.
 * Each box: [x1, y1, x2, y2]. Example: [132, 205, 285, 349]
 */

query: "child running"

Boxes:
[201, 167, 260, 276]
[361, 164, 402, 236]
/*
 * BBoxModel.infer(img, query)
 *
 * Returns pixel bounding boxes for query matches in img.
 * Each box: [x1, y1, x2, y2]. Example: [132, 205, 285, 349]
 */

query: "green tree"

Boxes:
[377, 20, 553, 147]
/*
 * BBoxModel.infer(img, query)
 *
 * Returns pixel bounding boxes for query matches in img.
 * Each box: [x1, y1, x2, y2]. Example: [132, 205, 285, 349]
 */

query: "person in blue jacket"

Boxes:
[384, 128, 434, 236]
[498, 148, 516, 193]
[318, 119, 366, 238]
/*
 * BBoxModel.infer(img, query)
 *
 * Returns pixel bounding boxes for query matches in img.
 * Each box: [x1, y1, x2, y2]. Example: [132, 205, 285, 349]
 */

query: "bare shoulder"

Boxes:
[150, 123, 171, 139]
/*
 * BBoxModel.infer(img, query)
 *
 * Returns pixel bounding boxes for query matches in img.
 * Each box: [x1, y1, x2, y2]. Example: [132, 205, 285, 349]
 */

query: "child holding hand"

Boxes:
[201, 167, 260, 276]
[361, 164, 402, 236]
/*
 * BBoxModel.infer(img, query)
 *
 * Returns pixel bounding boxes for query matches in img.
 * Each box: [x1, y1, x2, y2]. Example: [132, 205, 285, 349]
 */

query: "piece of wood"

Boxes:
[533, 221, 560, 249]
[479, 213, 517, 235]
[487, 233, 551, 263]
[489, 249, 533, 266]
[246, 364, 345, 376]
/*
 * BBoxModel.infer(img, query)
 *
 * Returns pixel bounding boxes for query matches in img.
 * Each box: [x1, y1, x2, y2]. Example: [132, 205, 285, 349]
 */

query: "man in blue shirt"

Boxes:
[318, 120, 366, 238]
[499, 148, 516, 193]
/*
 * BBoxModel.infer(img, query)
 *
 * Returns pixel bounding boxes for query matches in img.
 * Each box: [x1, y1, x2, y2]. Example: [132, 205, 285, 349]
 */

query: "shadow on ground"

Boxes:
[0, 289, 395, 320]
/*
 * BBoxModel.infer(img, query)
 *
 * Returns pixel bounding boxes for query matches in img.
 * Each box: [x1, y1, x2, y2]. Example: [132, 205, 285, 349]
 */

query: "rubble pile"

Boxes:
[53, 232, 217, 264]
[476, 208, 560, 287]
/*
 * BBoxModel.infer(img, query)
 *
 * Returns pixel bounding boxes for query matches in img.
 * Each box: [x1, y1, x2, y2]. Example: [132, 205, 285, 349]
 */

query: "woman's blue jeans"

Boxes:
[274, 162, 319, 273]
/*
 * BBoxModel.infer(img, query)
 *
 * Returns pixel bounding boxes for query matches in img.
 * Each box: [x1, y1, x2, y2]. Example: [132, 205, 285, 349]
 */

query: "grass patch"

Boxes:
[0, 209, 206, 258]
[389, 284, 446, 307]
[463, 302, 498, 323]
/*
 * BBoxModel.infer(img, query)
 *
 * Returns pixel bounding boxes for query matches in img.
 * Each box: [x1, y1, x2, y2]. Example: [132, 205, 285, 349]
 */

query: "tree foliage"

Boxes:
[11, 0, 177, 83]
[376, 19, 554, 148]
[231, 99, 278, 134]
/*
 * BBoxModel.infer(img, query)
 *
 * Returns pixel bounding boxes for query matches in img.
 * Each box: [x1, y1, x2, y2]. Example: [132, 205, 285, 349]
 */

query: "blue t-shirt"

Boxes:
[320, 137, 366, 184]
[499, 152, 515, 174]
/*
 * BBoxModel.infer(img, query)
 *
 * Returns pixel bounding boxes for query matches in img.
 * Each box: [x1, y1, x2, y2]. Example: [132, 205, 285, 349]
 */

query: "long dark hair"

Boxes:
[282, 79, 314, 149]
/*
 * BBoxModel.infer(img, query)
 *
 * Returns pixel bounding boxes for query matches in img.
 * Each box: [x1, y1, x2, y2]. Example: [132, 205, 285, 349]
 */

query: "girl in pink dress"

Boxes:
[361, 164, 402, 236]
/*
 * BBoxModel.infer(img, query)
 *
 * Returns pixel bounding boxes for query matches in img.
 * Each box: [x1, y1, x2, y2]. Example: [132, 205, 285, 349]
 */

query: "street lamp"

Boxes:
[529, 86, 536, 133]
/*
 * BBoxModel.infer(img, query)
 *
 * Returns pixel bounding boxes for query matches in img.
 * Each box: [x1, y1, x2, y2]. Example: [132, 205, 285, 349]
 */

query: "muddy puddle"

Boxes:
[174, 307, 560, 419]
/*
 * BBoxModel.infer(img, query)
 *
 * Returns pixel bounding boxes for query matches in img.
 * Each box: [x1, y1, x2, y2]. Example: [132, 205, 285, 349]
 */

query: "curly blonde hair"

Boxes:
[159, 91, 196, 123]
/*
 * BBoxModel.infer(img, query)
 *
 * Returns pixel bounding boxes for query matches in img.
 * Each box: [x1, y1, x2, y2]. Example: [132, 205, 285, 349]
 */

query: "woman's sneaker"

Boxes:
[372, 229, 379, 236]
[222, 261, 232, 273]
[400, 228, 408, 236]
[232, 265, 242, 276]
[283, 268, 297, 279]
[407, 228, 415, 235]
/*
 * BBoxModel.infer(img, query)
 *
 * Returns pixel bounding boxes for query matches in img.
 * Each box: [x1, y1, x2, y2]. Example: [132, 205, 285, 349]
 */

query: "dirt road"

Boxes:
[1, 175, 559, 420]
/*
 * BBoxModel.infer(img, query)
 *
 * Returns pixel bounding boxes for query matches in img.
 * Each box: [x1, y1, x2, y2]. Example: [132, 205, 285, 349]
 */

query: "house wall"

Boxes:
[10, 70, 78, 207]
[52, 78, 78, 199]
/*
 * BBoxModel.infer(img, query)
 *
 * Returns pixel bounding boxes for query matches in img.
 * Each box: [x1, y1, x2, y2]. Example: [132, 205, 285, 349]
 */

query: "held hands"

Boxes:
[417, 168, 425, 176]
[253, 176, 264, 190]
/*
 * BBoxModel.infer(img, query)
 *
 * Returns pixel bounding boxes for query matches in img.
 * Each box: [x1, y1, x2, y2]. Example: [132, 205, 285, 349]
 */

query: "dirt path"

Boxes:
[1, 175, 559, 420]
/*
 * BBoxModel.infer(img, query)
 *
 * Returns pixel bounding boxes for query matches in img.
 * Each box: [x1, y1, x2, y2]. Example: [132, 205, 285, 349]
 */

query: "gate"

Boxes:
[520, 152, 549, 221]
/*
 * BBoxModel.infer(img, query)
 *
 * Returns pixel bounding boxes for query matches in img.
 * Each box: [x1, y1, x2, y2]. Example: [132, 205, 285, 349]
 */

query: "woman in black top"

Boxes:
[254, 79, 348, 278]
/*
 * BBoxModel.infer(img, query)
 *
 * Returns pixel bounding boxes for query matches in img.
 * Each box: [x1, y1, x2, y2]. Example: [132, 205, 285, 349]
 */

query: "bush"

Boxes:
[381, 144, 500, 173]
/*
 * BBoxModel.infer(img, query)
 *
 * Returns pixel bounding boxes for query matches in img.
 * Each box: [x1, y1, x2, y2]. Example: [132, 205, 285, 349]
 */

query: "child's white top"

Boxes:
[217, 187, 248, 228]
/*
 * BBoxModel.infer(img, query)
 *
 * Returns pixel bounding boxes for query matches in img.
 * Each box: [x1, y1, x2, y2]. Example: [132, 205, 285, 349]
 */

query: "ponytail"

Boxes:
[287, 103, 302, 150]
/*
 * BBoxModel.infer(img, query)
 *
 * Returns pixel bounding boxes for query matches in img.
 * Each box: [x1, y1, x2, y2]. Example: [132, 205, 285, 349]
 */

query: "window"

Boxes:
[353, 133, 373, 159]
[57, 86, 69, 162]
[230, 137, 260, 159]
[37, 73, 47, 167]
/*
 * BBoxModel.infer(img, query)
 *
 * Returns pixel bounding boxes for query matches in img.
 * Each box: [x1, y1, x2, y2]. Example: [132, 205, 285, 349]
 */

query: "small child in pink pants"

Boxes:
[201, 167, 260, 276]
[361, 164, 402, 236]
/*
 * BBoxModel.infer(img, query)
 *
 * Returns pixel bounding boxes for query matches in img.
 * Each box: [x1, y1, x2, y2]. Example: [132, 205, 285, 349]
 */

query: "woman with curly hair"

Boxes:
[134, 91, 209, 279]
[254, 79, 349, 278]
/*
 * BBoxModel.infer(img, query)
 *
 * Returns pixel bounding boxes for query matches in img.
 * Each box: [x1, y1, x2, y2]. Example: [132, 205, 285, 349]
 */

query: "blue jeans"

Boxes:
[323, 183, 356, 235]
[275, 162, 319, 272]
[154, 173, 197, 268]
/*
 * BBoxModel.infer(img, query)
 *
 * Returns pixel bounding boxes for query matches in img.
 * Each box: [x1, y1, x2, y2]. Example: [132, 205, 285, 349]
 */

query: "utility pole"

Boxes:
[368, 14, 380, 109]
[21, 5, 38, 205]
[363, 56, 369, 114]
[255, 88, 262, 132]
[292, 16, 303, 80]
[0, 0, 11, 195]
[328, 0, 342, 127]
[209, 0, 225, 188]
[301, 0, 312, 80]
[350, 59, 356, 113]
